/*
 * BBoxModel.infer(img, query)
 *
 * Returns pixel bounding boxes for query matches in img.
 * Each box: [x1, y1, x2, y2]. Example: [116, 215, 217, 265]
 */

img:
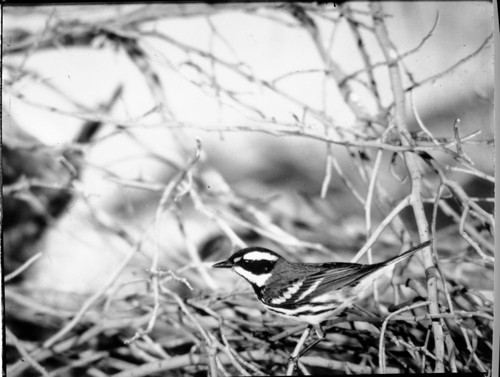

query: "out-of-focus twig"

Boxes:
[43, 240, 142, 348]
[6, 327, 50, 377]
[5, 252, 43, 282]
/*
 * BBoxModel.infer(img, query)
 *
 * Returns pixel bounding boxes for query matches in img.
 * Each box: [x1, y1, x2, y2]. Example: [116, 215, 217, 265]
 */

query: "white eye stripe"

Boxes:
[233, 266, 271, 287]
[243, 251, 278, 262]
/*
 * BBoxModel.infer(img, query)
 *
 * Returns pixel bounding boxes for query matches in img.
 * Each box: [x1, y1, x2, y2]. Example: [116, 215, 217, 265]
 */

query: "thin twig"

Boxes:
[6, 328, 51, 377]
[4, 252, 43, 282]
[406, 33, 493, 92]
[378, 300, 431, 373]
[351, 195, 411, 263]
[286, 326, 312, 375]
[43, 240, 141, 348]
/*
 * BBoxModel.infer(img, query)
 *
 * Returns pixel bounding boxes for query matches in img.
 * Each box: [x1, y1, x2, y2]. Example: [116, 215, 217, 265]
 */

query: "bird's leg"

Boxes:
[297, 323, 326, 358]
[286, 325, 312, 375]
[285, 324, 327, 375]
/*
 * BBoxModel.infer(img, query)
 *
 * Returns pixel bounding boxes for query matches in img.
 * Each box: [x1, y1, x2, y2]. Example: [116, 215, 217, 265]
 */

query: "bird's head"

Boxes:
[213, 247, 282, 287]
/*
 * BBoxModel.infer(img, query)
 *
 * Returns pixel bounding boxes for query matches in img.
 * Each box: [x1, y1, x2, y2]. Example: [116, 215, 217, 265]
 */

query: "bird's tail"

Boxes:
[352, 240, 432, 299]
[382, 240, 431, 267]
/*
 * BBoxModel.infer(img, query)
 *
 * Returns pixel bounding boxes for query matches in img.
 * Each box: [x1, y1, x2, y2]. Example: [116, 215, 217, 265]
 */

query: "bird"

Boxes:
[213, 240, 430, 339]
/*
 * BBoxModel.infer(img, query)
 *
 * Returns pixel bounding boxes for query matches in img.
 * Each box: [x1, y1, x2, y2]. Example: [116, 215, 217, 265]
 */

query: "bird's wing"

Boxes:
[268, 263, 379, 309]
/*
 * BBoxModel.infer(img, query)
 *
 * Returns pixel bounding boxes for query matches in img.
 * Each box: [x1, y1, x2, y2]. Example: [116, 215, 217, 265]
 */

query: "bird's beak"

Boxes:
[212, 259, 233, 268]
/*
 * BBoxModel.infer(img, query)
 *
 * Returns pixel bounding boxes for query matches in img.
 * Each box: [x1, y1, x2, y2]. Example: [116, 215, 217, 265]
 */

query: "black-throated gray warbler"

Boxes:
[213, 240, 430, 337]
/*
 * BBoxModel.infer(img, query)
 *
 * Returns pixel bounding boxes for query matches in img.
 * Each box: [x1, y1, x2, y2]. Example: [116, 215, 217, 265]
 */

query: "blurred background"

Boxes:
[2, 3, 494, 375]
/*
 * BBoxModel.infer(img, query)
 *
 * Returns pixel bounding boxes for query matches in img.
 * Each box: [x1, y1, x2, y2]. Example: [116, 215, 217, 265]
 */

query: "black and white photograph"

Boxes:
[2, 2, 496, 376]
